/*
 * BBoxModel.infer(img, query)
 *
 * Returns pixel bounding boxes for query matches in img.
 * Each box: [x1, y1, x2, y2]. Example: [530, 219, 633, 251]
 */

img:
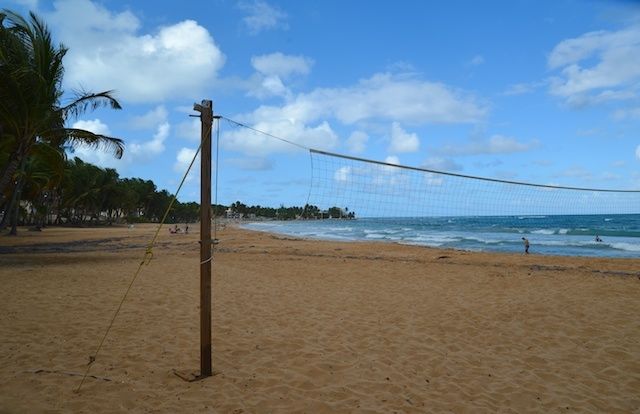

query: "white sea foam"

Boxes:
[611, 242, 640, 252]
[532, 229, 555, 235]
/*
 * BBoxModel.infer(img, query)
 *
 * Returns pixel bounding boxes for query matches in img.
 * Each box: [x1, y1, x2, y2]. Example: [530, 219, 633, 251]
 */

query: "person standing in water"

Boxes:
[522, 237, 530, 254]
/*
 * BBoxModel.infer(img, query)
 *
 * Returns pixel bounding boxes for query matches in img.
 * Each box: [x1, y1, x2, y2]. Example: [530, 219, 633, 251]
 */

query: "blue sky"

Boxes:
[7, 0, 640, 207]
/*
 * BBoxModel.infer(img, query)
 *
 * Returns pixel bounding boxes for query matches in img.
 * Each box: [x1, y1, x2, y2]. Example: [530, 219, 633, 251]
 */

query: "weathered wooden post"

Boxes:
[194, 99, 212, 377]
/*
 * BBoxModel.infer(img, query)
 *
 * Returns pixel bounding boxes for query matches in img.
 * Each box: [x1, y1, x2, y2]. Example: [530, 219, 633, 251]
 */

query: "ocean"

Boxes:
[243, 214, 640, 258]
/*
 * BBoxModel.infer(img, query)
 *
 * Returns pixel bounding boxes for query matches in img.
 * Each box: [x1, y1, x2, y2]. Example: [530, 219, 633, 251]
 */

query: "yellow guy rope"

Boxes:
[75, 118, 215, 392]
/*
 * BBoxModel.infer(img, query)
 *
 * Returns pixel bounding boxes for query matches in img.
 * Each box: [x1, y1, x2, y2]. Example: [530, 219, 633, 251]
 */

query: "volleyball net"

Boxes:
[307, 149, 640, 218]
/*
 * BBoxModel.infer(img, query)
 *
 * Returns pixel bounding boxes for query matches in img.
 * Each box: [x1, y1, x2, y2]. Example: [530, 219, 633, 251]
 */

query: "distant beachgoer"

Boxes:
[595, 235, 602, 242]
[522, 237, 530, 254]
[185, 224, 189, 234]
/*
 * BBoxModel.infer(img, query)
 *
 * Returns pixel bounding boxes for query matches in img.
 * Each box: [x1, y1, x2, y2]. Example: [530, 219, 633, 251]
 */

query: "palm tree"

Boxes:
[0, 9, 124, 233]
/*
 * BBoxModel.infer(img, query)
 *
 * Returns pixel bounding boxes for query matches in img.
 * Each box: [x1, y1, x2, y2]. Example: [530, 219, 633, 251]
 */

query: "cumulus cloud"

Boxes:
[238, 0, 288, 35]
[346, 131, 369, 153]
[547, 24, 640, 106]
[173, 147, 199, 182]
[46, 0, 225, 103]
[72, 119, 171, 171]
[70, 119, 122, 168]
[176, 118, 202, 141]
[385, 155, 400, 165]
[436, 135, 540, 156]
[130, 106, 168, 129]
[389, 122, 420, 153]
[309, 73, 486, 124]
[73, 118, 110, 135]
[225, 71, 485, 156]
[248, 53, 314, 99]
[251, 53, 313, 78]
[241, 72, 485, 129]
[334, 166, 351, 182]
[129, 122, 170, 160]
[503, 80, 546, 96]
[222, 119, 339, 156]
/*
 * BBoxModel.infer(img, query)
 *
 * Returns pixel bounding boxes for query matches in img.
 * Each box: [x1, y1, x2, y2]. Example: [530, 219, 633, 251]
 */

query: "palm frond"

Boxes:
[60, 128, 124, 159]
[61, 90, 122, 120]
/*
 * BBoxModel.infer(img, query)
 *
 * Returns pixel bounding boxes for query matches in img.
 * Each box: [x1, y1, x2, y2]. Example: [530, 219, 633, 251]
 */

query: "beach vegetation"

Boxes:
[1, 154, 354, 228]
[0, 9, 123, 234]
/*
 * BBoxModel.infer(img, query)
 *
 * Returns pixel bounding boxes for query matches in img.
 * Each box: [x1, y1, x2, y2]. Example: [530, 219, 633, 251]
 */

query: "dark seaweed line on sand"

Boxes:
[0, 237, 142, 254]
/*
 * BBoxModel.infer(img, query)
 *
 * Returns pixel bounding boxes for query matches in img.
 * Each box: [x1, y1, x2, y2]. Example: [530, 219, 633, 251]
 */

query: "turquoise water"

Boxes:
[244, 214, 640, 258]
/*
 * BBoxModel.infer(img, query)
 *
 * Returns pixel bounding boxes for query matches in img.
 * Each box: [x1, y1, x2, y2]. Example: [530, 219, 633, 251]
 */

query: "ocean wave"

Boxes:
[403, 234, 460, 245]
[532, 229, 555, 235]
[611, 242, 640, 252]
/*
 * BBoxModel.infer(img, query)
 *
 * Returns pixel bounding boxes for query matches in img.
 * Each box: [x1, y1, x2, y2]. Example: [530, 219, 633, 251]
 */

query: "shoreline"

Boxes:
[239, 219, 640, 260]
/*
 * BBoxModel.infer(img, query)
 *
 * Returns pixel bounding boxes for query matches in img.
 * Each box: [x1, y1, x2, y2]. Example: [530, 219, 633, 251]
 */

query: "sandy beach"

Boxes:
[0, 223, 639, 413]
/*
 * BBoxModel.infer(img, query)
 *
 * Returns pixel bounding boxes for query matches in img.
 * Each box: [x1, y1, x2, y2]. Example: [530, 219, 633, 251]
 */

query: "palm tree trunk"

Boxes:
[7, 177, 25, 235]
[0, 148, 23, 205]
[0, 151, 20, 205]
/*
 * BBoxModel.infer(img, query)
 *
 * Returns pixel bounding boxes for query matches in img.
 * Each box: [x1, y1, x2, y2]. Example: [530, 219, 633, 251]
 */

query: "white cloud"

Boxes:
[173, 147, 199, 182]
[47, 0, 225, 103]
[251, 53, 313, 78]
[389, 122, 420, 153]
[326, 73, 485, 124]
[384, 155, 400, 165]
[373, 155, 410, 187]
[222, 119, 338, 156]
[636, 145, 640, 160]
[73, 118, 110, 135]
[250, 75, 290, 99]
[225, 71, 485, 156]
[436, 135, 540, 156]
[70, 119, 123, 168]
[129, 122, 170, 160]
[422, 157, 462, 172]
[243, 72, 485, 128]
[130, 106, 168, 129]
[548, 24, 640, 106]
[334, 166, 351, 182]
[504, 81, 545, 96]
[346, 131, 369, 154]
[176, 118, 202, 141]
[238, 0, 288, 35]
[248, 53, 314, 99]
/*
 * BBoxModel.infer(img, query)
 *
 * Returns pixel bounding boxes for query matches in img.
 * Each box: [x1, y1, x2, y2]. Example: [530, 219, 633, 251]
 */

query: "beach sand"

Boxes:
[0, 223, 639, 413]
